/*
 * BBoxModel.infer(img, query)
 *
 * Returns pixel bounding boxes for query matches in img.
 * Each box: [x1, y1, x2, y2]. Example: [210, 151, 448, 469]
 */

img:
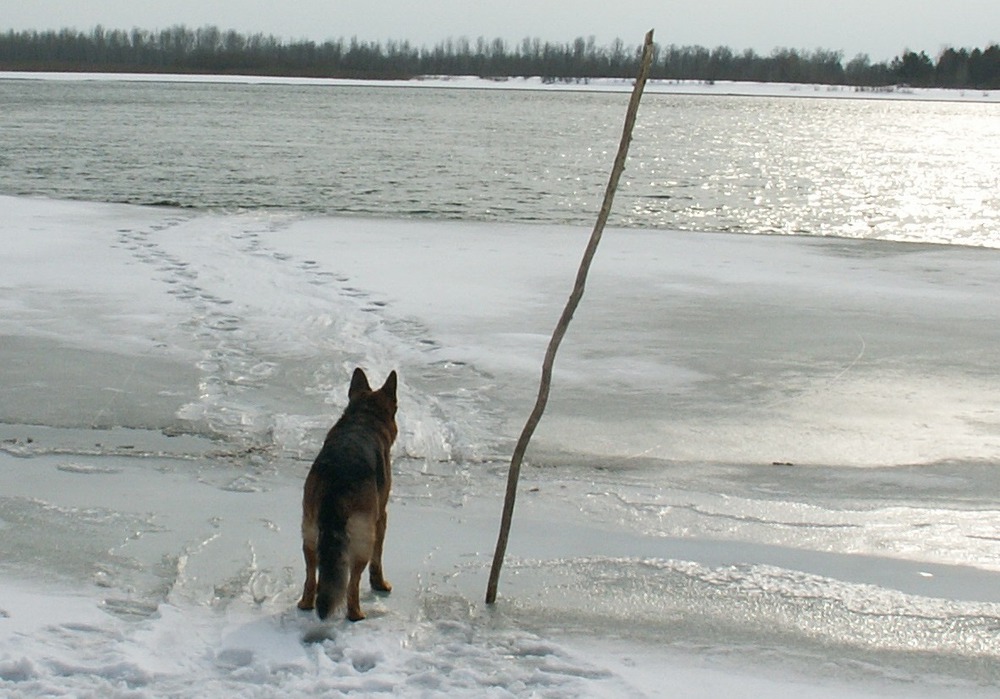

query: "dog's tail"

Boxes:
[315, 503, 349, 621]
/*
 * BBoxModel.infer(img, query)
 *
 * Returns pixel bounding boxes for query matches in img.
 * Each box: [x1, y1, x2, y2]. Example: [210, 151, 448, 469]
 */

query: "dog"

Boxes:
[297, 367, 398, 621]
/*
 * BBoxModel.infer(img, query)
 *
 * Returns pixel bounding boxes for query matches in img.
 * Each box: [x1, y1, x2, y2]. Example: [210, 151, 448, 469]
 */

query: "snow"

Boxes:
[2, 195, 1000, 697]
[2, 70, 999, 103]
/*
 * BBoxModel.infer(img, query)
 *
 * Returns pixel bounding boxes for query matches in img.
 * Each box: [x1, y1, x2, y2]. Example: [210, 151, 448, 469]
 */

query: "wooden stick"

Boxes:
[486, 29, 656, 605]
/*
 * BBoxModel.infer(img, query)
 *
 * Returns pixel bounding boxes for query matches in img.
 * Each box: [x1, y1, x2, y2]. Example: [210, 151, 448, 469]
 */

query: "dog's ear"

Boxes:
[349, 367, 371, 399]
[380, 370, 398, 401]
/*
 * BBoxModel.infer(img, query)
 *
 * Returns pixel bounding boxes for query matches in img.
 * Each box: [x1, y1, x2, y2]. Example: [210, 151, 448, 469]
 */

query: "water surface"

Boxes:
[2, 78, 999, 246]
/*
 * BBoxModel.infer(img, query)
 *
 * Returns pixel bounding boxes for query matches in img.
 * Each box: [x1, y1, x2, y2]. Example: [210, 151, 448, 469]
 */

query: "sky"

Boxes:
[2, 0, 998, 62]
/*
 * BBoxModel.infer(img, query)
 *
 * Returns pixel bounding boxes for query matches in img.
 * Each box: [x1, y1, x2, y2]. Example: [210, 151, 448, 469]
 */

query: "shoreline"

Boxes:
[2, 70, 999, 103]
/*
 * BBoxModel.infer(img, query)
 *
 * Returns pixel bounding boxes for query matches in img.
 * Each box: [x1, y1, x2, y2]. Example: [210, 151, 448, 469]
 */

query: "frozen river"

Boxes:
[3, 195, 1000, 696]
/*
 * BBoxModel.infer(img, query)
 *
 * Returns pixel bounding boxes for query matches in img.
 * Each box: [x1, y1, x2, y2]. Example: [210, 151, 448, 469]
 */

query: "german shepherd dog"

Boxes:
[297, 368, 398, 621]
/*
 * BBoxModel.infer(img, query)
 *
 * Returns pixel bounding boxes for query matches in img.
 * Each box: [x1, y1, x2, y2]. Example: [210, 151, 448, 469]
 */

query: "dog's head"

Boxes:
[348, 367, 398, 422]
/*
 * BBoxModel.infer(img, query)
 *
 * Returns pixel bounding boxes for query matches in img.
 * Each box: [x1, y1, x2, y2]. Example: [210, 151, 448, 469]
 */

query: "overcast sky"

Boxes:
[3, 1, 998, 62]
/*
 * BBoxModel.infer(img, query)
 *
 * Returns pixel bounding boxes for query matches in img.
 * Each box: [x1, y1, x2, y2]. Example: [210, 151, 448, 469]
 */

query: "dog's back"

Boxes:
[298, 368, 397, 621]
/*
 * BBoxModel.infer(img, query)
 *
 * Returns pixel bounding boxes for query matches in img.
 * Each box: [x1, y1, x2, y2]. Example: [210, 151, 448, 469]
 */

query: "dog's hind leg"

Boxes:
[297, 520, 319, 610]
[346, 556, 368, 621]
[345, 512, 376, 621]
[369, 508, 392, 593]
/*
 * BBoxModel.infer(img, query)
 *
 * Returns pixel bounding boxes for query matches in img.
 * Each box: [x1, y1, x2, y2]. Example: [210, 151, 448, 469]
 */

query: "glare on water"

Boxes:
[1, 79, 998, 247]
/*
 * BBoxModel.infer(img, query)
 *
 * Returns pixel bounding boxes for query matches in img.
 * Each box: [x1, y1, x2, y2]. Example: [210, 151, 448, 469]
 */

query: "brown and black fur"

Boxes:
[297, 367, 398, 621]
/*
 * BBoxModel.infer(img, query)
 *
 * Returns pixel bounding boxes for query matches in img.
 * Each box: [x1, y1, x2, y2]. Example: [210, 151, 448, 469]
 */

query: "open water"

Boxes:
[2, 77, 999, 247]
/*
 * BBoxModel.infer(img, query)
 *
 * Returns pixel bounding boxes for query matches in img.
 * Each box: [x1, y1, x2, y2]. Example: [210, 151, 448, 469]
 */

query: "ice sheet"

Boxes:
[3, 196, 1000, 697]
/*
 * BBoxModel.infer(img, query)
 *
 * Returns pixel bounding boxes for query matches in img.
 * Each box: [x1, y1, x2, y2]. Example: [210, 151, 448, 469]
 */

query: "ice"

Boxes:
[3, 71, 999, 104]
[3, 195, 1000, 697]
[264, 215, 1000, 467]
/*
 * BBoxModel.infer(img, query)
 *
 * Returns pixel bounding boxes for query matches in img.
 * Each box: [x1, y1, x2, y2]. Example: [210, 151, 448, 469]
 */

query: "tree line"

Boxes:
[2, 25, 999, 89]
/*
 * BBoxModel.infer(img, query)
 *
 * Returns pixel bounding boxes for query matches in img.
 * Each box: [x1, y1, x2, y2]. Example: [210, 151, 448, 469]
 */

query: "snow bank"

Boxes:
[2, 70, 998, 103]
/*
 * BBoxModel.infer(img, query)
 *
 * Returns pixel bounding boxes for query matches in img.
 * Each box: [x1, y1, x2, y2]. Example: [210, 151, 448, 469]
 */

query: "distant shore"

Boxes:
[3, 71, 999, 103]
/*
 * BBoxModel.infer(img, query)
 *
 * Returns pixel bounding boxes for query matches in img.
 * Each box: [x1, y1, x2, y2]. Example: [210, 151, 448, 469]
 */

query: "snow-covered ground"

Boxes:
[2, 70, 998, 103]
[3, 195, 1000, 697]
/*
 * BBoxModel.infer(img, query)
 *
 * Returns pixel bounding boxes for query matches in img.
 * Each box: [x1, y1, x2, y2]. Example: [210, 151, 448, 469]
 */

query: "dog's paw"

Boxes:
[370, 570, 392, 593]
